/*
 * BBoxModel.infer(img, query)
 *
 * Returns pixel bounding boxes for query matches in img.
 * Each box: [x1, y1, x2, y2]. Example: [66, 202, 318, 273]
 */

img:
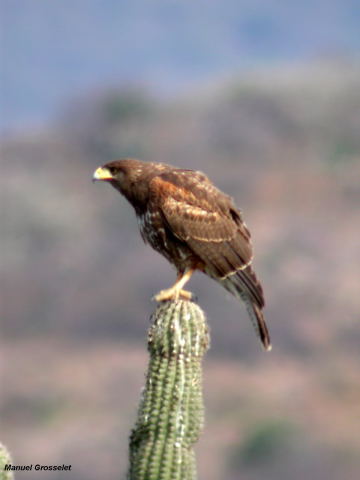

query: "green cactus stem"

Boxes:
[0, 443, 14, 480]
[128, 299, 210, 480]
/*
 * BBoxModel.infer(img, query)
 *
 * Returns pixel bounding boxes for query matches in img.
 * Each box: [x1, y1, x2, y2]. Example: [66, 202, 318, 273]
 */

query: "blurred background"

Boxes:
[1, 1, 360, 479]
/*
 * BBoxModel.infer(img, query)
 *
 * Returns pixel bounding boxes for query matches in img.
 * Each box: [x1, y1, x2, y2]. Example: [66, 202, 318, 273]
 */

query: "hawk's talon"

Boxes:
[153, 267, 195, 302]
[153, 288, 194, 302]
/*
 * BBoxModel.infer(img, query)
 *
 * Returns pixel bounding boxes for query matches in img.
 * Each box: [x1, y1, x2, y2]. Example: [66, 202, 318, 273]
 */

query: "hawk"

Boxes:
[93, 159, 271, 351]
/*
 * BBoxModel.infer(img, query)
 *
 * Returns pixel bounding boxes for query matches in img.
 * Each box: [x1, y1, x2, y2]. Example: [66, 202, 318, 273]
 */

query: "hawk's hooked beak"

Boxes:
[93, 166, 113, 182]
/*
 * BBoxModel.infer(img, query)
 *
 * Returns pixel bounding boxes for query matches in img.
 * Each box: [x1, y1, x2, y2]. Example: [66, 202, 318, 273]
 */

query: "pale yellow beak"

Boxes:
[92, 166, 113, 182]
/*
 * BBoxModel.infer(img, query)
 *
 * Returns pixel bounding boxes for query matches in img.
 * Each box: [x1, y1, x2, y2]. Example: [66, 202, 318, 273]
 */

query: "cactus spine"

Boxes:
[128, 299, 210, 480]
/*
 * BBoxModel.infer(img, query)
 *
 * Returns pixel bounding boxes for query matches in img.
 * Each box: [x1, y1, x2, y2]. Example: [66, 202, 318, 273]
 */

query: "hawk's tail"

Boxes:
[220, 271, 271, 351]
[242, 295, 272, 351]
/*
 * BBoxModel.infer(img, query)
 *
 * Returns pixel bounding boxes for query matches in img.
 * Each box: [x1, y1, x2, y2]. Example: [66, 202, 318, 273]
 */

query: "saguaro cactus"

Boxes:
[128, 299, 210, 480]
[0, 443, 14, 480]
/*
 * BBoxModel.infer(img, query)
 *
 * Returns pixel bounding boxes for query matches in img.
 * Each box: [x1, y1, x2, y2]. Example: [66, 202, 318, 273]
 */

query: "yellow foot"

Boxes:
[154, 288, 193, 302]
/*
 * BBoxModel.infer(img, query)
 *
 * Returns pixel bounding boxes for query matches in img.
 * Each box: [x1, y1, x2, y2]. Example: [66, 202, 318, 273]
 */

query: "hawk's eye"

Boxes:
[108, 166, 118, 175]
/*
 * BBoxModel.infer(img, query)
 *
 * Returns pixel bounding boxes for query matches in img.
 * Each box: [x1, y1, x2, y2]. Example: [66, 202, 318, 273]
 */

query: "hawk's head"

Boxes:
[93, 158, 162, 211]
[93, 158, 144, 182]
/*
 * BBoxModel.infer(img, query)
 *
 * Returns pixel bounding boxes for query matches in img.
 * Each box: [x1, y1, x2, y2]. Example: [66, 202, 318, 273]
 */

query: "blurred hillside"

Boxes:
[2, 64, 360, 479]
[2, 0, 360, 129]
[3, 62, 360, 356]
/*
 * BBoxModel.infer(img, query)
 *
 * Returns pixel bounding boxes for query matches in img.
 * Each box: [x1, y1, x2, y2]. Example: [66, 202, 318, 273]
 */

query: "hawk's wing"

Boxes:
[149, 170, 263, 305]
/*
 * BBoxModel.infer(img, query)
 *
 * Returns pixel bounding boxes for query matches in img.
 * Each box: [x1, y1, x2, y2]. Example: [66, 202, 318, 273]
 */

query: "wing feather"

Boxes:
[149, 171, 253, 277]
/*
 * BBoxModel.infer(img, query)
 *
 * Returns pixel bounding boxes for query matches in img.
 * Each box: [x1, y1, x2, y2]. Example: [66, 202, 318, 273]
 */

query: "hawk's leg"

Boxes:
[154, 268, 194, 302]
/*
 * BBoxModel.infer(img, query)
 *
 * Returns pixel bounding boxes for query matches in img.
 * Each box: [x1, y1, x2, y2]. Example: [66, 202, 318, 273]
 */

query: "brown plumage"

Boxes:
[93, 158, 271, 351]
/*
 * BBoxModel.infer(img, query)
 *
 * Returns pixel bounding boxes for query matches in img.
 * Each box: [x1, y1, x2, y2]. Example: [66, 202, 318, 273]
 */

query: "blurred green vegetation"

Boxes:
[235, 419, 296, 467]
[103, 89, 154, 124]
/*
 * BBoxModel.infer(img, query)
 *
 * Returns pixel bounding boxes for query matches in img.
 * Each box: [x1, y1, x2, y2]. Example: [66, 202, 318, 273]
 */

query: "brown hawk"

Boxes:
[93, 158, 271, 351]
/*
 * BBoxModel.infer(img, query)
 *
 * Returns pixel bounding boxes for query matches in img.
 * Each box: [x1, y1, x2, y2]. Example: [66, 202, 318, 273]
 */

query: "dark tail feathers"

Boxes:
[221, 276, 271, 351]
